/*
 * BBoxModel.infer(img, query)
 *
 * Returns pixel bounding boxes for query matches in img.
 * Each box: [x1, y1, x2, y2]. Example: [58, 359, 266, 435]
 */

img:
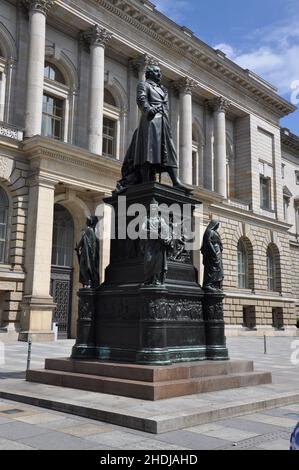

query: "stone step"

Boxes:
[44, 358, 254, 382]
[27, 368, 271, 400]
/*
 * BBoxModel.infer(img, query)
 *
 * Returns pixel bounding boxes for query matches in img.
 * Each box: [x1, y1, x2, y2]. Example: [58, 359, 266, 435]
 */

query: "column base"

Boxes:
[19, 295, 56, 342]
[18, 330, 54, 342]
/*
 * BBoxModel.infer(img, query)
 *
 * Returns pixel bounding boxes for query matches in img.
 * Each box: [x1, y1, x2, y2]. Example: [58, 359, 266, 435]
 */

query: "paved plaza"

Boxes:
[0, 336, 298, 450]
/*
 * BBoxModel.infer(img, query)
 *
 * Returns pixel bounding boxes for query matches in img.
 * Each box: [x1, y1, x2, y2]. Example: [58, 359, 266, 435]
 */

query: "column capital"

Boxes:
[129, 53, 159, 76]
[209, 96, 231, 113]
[21, 0, 55, 15]
[173, 77, 197, 95]
[81, 24, 112, 48]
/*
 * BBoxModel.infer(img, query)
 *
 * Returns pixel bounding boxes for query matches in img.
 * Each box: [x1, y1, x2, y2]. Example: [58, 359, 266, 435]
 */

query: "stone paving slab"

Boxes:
[0, 378, 299, 433]
[0, 397, 294, 450]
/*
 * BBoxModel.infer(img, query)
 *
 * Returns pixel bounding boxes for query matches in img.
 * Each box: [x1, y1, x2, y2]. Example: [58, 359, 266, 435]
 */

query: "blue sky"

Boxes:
[154, 0, 299, 135]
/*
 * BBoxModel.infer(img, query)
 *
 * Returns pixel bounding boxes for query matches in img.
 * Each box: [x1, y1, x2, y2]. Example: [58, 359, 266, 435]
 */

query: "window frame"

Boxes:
[260, 175, 272, 210]
[51, 205, 74, 268]
[267, 248, 276, 292]
[42, 61, 74, 143]
[42, 92, 64, 141]
[237, 240, 248, 289]
[103, 99, 120, 160]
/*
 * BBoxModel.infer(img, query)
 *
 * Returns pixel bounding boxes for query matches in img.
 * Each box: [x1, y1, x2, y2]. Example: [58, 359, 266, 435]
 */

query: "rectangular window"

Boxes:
[283, 197, 289, 221]
[103, 117, 116, 158]
[260, 176, 271, 210]
[281, 164, 285, 179]
[296, 171, 299, 185]
[42, 93, 64, 140]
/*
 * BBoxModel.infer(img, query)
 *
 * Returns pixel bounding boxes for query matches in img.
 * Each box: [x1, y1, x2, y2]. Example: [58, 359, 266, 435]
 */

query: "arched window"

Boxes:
[267, 245, 281, 292]
[0, 187, 9, 263]
[104, 89, 116, 107]
[51, 205, 74, 267]
[42, 61, 71, 142]
[237, 240, 248, 288]
[44, 62, 65, 84]
[103, 88, 120, 159]
[267, 247, 275, 291]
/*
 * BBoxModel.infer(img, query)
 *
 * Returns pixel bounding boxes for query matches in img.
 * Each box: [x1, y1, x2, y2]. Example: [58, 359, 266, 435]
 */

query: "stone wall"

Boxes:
[0, 153, 29, 329]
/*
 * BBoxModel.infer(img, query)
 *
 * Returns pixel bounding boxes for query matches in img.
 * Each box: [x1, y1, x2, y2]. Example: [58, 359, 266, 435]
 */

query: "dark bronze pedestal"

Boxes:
[95, 183, 206, 365]
[71, 288, 97, 359]
[203, 292, 229, 360]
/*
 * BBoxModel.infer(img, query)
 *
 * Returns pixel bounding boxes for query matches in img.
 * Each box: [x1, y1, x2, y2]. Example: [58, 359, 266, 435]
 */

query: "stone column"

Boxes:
[23, 0, 54, 138]
[82, 25, 112, 155]
[19, 174, 57, 341]
[210, 97, 230, 198]
[176, 78, 197, 185]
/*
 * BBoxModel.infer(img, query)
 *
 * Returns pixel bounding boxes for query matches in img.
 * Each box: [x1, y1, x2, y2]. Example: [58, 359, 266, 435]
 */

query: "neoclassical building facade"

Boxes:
[0, 0, 298, 340]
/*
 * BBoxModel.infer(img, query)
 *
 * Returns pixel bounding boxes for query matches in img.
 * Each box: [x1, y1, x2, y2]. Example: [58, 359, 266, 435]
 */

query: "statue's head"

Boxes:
[86, 216, 98, 228]
[145, 65, 162, 84]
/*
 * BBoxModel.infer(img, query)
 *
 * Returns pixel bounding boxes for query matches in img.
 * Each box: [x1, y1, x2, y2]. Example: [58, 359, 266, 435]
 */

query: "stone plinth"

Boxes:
[27, 358, 272, 401]
[71, 288, 97, 359]
[203, 292, 229, 360]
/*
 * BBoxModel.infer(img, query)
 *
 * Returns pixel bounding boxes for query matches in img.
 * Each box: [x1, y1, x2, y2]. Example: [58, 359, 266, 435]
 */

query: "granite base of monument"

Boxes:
[26, 358, 271, 400]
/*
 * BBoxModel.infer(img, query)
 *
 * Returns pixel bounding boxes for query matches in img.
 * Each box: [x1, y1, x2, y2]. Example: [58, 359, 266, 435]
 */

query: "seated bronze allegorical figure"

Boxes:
[116, 65, 189, 193]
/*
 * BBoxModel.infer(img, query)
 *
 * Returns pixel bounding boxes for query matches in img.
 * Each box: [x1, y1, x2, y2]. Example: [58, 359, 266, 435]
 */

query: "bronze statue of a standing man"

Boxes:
[116, 65, 188, 192]
[135, 66, 187, 189]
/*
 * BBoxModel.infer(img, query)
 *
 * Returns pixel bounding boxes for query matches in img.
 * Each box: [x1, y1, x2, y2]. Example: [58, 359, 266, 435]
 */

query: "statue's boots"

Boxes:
[167, 167, 191, 191]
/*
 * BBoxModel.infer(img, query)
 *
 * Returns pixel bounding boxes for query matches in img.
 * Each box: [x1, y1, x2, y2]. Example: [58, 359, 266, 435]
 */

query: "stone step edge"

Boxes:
[27, 368, 271, 400]
[27, 368, 269, 388]
[0, 385, 298, 434]
[45, 358, 255, 382]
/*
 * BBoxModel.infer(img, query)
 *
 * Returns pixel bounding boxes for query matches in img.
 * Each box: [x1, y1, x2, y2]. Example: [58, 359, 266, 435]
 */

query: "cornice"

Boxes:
[210, 201, 291, 233]
[281, 128, 299, 155]
[83, 0, 295, 118]
[21, 136, 122, 177]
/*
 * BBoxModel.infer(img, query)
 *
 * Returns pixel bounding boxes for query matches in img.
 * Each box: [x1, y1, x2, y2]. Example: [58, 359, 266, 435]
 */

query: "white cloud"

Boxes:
[154, 0, 189, 23]
[214, 43, 235, 59]
[215, 18, 299, 97]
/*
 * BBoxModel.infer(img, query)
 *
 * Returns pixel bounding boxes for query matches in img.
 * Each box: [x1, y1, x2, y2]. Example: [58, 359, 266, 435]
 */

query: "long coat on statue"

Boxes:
[134, 80, 178, 169]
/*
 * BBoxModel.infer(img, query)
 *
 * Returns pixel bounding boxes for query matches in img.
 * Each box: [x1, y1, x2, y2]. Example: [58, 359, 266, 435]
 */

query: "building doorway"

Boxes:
[50, 204, 74, 338]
